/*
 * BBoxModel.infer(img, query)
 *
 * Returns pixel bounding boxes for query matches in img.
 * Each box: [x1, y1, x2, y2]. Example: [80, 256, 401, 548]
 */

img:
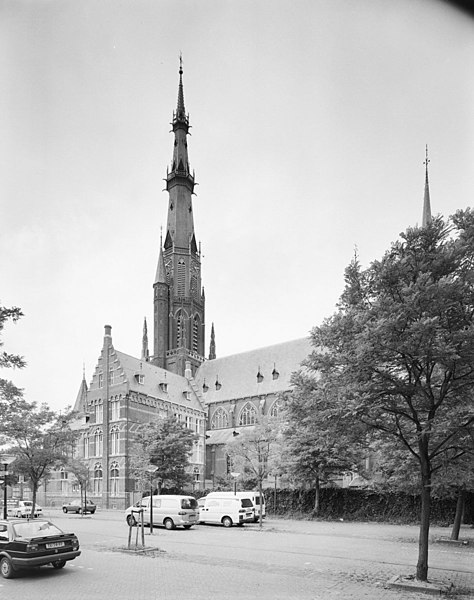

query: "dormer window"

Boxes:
[215, 378, 222, 391]
[257, 369, 264, 383]
[135, 374, 144, 385]
[183, 391, 191, 401]
[202, 381, 209, 393]
[159, 382, 168, 393]
[272, 366, 279, 380]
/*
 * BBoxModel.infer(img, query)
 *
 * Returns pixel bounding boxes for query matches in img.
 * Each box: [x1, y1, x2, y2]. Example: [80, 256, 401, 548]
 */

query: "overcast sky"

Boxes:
[1, 0, 473, 413]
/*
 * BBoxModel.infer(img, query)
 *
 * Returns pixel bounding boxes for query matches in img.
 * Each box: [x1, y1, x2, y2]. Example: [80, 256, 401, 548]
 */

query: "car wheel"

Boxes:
[126, 514, 137, 527]
[222, 516, 233, 528]
[51, 560, 66, 569]
[0, 557, 15, 579]
[164, 518, 175, 530]
[91, 510, 96, 514]
[78, 508, 83, 515]
[62, 507, 68, 513]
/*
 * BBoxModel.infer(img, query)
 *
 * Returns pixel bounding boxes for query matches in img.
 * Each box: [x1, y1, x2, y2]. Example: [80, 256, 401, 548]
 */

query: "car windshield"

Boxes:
[181, 498, 198, 509]
[13, 521, 64, 539]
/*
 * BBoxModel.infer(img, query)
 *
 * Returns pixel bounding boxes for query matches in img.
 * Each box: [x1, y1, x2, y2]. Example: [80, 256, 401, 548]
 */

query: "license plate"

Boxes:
[46, 542, 65, 549]
[188, 515, 196, 520]
[246, 513, 252, 517]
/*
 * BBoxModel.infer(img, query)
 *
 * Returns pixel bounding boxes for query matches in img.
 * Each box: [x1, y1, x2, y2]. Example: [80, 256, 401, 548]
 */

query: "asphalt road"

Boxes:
[1, 509, 473, 599]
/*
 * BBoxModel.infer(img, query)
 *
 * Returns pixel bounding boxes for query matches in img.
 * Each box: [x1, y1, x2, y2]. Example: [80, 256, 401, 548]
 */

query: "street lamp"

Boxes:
[230, 472, 240, 495]
[1, 455, 16, 519]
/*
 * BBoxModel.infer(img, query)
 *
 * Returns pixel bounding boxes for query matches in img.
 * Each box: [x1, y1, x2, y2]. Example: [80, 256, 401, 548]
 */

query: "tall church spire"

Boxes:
[422, 145, 432, 227]
[153, 60, 205, 376]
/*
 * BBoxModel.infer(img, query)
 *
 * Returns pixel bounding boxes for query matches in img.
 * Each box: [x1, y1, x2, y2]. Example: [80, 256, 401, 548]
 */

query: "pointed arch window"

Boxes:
[110, 426, 120, 455]
[177, 259, 186, 296]
[111, 396, 120, 421]
[176, 311, 183, 348]
[211, 407, 229, 429]
[83, 434, 89, 459]
[239, 402, 257, 426]
[93, 463, 103, 494]
[192, 315, 200, 353]
[270, 401, 280, 418]
[94, 429, 103, 457]
[110, 462, 119, 497]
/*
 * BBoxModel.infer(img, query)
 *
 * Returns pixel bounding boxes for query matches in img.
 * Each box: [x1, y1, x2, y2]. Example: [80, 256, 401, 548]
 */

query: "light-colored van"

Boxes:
[125, 495, 198, 530]
[206, 491, 266, 522]
[198, 495, 254, 527]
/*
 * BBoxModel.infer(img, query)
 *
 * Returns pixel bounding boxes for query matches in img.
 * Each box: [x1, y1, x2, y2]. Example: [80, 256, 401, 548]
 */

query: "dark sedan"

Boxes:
[0, 519, 81, 578]
[62, 500, 96, 514]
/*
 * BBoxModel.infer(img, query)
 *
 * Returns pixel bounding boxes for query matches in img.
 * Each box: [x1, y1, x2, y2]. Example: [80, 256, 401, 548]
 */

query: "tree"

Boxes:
[68, 459, 91, 515]
[297, 213, 474, 582]
[0, 305, 25, 437]
[3, 402, 77, 517]
[131, 415, 197, 494]
[225, 416, 281, 527]
[283, 380, 367, 515]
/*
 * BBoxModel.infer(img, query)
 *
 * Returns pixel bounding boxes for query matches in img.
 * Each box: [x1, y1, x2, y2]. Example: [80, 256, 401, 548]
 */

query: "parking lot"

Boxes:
[1, 508, 473, 599]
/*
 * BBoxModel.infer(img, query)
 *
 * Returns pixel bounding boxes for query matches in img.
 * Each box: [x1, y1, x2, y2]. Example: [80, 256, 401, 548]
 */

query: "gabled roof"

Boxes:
[73, 376, 88, 414]
[194, 337, 312, 404]
[114, 350, 204, 413]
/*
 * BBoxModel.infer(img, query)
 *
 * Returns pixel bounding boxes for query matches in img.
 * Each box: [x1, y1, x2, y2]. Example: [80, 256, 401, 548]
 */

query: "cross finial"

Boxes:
[423, 144, 430, 168]
[179, 52, 183, 75]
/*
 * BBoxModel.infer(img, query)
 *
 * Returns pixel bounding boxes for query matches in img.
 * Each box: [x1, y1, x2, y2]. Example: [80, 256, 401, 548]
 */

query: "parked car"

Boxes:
[125, 495, 198, 530]
[206, 491, 266, 522]
[0, 518, 81, 578]
[62, 500, 96, 515]
[7, 501, 42, 519]
[198, 495, 254, 527]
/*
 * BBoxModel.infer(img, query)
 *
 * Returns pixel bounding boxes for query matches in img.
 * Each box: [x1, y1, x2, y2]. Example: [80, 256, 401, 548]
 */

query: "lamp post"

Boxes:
[1, 455, 16, 519]
[230, 472, 240, 495]
[146, 466, 159, 534]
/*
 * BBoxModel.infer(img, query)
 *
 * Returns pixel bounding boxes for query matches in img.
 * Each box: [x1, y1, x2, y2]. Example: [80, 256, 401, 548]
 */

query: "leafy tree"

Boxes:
[68, 459, 91, 514]
[3, 402, 77, 517]
[0, 305, 25, 437]
[297, 213, 474, 581]
[131, 415, 197, 494]
[283, 380, 367, 515]
[225, 416, 281, 527]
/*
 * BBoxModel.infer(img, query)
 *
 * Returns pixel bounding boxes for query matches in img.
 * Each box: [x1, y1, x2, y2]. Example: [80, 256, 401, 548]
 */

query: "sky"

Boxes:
[1, 0, 474, 413]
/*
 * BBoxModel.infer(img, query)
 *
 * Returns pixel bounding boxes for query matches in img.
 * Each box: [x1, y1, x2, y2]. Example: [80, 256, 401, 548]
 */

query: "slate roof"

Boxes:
[115, 350, 204, 413]
[194, 337, 312, 404]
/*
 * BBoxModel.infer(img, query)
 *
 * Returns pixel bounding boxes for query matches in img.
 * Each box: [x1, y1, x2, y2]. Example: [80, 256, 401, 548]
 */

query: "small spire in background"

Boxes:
[422, 144, 432, 227]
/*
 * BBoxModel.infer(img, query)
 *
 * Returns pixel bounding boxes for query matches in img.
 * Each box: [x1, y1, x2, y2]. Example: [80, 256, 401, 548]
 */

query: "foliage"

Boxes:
[0, 305, 26, 441]
[282, 378, 367, 513]
[225, 416, 281, 526]
[2, 402, 77, 517]
[67, 458, 91, 503]
[295, 212, 474, 580]
[130, 415, 197, 494]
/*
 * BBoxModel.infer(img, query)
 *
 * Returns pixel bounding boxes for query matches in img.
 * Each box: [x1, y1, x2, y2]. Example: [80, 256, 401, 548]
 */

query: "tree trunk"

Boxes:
[416, 443, 431, 582]
[313, 475, 320, 516]
[451, 489, 465, 541]
[258, 478, 263, 529]
[31, 483, 38, 520]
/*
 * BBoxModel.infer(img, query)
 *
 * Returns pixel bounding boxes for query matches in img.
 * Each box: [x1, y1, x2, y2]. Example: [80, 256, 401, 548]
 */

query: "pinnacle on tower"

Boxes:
[209, 322, 216, 360]
[141, 317, 149, 361]
[422, 145, 432, 228]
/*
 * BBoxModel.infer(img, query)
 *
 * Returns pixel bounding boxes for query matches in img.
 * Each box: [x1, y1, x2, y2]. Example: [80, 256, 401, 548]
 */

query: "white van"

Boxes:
[206, 491, 265, 522]
[125, 495, 198, 530]
[198, 495, 254, 527]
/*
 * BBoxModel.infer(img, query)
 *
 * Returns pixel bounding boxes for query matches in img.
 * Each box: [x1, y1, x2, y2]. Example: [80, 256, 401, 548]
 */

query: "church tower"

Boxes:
[153, 60, 205, 376]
